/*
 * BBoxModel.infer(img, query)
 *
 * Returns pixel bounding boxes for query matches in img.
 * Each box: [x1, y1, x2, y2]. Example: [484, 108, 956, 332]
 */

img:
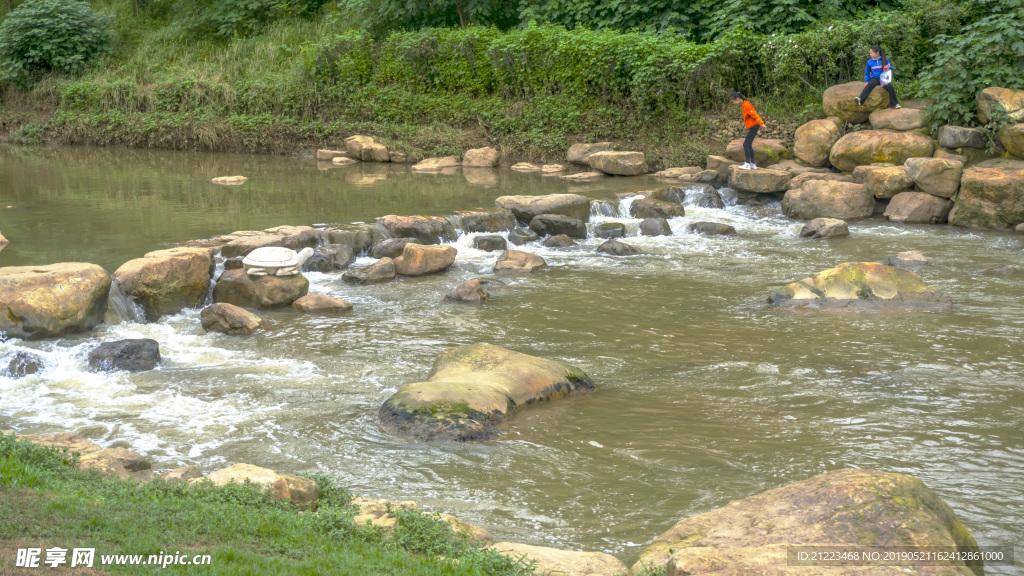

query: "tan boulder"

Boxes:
[782, 180, 874, 220]
[194, 464, 290, 501]
[793, 119, 842, 166]
[853, 165, 913, 198]
[342, 258, 396, 285]
[725, 138, 790, 166]
[393, 244, 457, 276]
[494, 250, 547, 274]
[511, 162, 541, 172]
[567, 142, 613, 165]
[279, 474, 320, 508]
[948, 160, 1024, 228]
[829, 130, 935, 172]
[79, 447, 153, 482]
[769, 160, 830, 177]
[291, 294, 353, 313]
[377, 215, 456, 244]
[325, 226, 374, 255]
[560, 171, 606, 181]
[0, 231, 8, 251]
[219, 225, 319, 258]
[114, 247, 214, 321]
[345, 135, 389, 162]
[654, 167, 701, 179]
[213, 269, 309, 308]
[0, 263, 111, 340]
[200, 302, 262, 335]
[19, 432, 101, 456]
[588, 151, 648, 176]
[799, 218, 849, 239]
[904, 157, 963, 198]
[727, 166, 791, 193]
[379, 343, 594, 441]
[869, 107, 929, 131]
[977, 86, 1024, 124]
[411, 156, 460, 173]
[211, 175, 247, 185]
[706, 155, 738, 181]
[491, 543, 627, 576]
[463, 147, 499, 167]
[443, 278, 492, 304]
[768, 262, 948, 308]
[884, 192, 953, 223]
[495, 194, 591, 223]
[999, 123, 1024, 158]
[822, 81, 888, 123]
[787, 172, 855, 191]
[541, 164, 566, 174]
[458, 209, 516, 233]
[161, 466, 203, 482]
[937, 125, 987, 149]
[316, 149, 350, 161]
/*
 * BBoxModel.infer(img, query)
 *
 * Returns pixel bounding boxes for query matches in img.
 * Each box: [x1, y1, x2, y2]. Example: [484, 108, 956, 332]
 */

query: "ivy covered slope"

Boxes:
[0, 0, 1021, 165]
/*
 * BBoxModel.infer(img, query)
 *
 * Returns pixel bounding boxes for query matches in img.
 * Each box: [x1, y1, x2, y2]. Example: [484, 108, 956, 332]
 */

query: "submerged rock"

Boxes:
[508, 228, 540, 246]
[799, 218, 850, 239]
[594, 223, 626, 239]
[88, 339, 161, 372]
[640, 217, 672, 236]
[982, 264, 1022, 275]
[200, 303, 262, 335]
[0, 263, 111, 340]
[291, 294, 353, 313]
[633, 468, 982, 576]
[494, 250, 546, 273]
[542, 234, 576, 248]
[473, 235, 507, 252]
[688, 222, 736, 236]
[495, 194, 591, 224]
[342, 258, 396, 285]
[4, 351, 44, 377]
[211, 175, 247, 185]
[444, 278, 501, 304]
[378, 343, 595, 441]
[214, 269, 309, 308]
[694, 187, 725, 209]
[114, 247, 214, 321]
[888, 250, 929, 268]
[596, 239, 641, 256]
[768, 262, 948, 309]
[629, 198, 686, 219]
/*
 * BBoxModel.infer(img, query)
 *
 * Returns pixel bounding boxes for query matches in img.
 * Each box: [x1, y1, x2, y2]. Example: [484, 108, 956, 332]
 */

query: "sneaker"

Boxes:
[854, 97, 862, 105]
[894, 104, 902, 109]
[750, 164, 758, 170]
[738, 163, 751, 170]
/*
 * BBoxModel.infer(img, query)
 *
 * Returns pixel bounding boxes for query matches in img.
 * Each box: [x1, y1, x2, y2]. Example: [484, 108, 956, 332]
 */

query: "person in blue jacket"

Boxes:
[854, 45, 900, 109]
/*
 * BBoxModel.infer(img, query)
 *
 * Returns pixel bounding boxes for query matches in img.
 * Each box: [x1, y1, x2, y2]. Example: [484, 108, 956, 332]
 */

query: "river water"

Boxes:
[1, 145, 1022, 571]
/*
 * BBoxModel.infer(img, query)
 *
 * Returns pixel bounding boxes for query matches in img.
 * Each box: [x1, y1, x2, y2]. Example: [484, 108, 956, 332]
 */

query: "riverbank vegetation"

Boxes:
[0, 0, 1021, 165]
[0, 432, 534, 575]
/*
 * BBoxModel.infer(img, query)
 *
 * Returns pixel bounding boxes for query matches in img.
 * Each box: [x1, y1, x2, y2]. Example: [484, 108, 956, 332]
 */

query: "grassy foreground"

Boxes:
[0, 432, 536, 575]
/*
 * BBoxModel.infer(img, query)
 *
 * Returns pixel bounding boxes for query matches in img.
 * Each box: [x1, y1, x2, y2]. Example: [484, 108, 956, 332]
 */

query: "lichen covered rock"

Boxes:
[0, 263, 111, 340]
[767, 262, 949, 309]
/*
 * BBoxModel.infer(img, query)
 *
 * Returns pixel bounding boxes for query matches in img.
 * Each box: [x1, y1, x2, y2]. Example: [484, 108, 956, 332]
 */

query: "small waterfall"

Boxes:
[105, 280, 146, 325]
[369, 223, 393, 243]
[443, 214, 464, 241]
[590, 199, 621, 218]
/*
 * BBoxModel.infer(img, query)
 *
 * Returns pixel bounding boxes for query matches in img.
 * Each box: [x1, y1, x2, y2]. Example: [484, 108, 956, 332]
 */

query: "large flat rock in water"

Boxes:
[0, 263, 111, 339]
[767, 262, 949, 309]
[495, 194, 591, 223]
[379, 343, 594, 441]
[218, 225, 320, 258]
[633, 469, 981, 576]
[114, 247, 214, 321]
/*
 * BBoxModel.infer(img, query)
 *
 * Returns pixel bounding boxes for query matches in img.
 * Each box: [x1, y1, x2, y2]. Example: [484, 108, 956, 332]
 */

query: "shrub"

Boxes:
[0, 0, 112, 88]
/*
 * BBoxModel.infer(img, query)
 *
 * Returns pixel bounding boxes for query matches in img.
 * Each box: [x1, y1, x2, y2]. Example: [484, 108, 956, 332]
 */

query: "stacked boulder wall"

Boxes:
[793, 119, 842, 167]
[829, 130, 936, 172]
[113, 247, 214, 321]
[379, 343, 595, 441]
[588, 151, 648, 176]
[869, 107, 929, 132]
[999, 123, 1024, 158]
[976, 86, 1024, 125]
[219, 226, 320, 258]
[884, 192, 954, 224]
[393, 244, 457, 276]
[903, 158, 964, 198]
[728, 166, 791, 193]
[822, 82, 888, 123]
[767, 262, 950, 309]
[948, 159, 1024, 229]
[725, 138, 790, 167]
[495, 194, 591, 223]
[213, 269, 309, 308]
[0, 263, 111, 339]
[632, 469, 982, 576]
[782, 181, 874, 220]
[378, 215, 457, 244]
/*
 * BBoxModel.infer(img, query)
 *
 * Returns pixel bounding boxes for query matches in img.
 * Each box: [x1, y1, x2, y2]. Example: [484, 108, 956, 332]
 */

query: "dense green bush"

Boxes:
[0, 0, 112, 88]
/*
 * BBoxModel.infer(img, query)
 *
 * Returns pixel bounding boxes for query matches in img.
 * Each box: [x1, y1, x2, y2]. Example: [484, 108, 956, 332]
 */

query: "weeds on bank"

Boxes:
[0, 433, 535, 575]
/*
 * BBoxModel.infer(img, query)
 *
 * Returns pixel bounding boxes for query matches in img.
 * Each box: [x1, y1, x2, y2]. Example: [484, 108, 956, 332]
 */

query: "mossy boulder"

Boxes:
[379, 343, 595, 441]
[458, 209, 517, 233]
[114, 247, 214, 321]
[213, 269, 309, 308]
[0, 263, 111, 340]
[767, 262, 949, 309]
[948, 160, 1024, 229]
[977, 86, 1024, 125]
[633, 469, 981, 576]
[999, 123, 1024, 158]
[793, 119, 842, 167]
[725, 138, 790, 166]
[829, 130, 935, 172]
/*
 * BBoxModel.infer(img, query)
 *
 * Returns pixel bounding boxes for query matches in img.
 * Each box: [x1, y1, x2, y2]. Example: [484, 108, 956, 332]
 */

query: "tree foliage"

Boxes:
[0, 0, 111, 88]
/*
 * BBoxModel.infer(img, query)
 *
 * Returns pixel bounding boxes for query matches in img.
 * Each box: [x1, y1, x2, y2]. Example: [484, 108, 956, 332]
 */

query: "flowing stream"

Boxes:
[1, 145, 1022, 572]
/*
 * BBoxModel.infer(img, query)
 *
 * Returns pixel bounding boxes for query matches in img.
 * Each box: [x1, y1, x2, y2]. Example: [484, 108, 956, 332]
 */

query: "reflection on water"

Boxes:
[1, 145, 1023, 572]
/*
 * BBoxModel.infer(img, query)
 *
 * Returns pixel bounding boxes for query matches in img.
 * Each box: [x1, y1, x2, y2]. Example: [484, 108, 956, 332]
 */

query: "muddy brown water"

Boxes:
[1, 145, 1022, 571]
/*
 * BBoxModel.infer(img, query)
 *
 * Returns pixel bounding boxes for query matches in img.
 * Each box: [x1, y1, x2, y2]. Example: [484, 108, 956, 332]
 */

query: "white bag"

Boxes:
[880, 68, 893, 86]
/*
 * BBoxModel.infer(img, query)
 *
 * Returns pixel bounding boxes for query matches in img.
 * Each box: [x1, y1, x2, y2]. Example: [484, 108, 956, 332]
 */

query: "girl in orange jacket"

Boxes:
[731, 92, 764, 170]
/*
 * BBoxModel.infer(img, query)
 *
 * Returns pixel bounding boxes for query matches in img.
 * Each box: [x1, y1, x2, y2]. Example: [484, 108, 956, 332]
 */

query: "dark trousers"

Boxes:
[743, 125, 759, 164]
[859, 77, 898, 107]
